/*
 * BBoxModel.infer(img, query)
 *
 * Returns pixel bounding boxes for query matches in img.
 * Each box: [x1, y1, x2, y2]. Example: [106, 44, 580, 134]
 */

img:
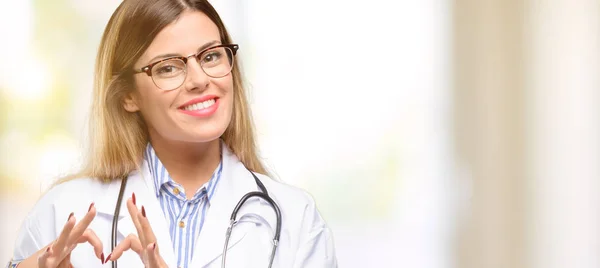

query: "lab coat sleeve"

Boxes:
[292, 192, 338, 268]
[10, 189, 59, 263]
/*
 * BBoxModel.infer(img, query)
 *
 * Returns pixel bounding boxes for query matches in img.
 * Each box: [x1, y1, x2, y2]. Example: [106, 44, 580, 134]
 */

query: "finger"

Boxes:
[67, 202, 97, 244]
[53, 213, 76, 255]
[126, 193, 147, 244]
[106, 233, 143, 263]
[146, 243, 165, 268]
[37, 245, 53, 268]
[137, 205, 157, 247]
[75, 229, 105, 262]
[57, 253, 72, 268]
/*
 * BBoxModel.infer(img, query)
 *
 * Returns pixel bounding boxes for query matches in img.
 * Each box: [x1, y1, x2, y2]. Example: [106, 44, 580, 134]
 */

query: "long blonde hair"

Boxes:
[59, 0, 267, 184]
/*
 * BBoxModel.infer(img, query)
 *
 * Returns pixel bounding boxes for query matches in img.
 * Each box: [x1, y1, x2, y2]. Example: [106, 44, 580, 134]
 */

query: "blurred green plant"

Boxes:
[1, 0, 94, 192]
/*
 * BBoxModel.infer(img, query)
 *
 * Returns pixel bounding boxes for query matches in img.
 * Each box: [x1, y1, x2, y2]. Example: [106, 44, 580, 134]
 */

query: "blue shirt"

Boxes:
[144, 143, 223, 268]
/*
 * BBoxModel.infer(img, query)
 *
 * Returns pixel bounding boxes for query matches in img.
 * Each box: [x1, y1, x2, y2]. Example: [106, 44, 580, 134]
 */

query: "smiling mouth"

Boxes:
[180, 98, 217, 111]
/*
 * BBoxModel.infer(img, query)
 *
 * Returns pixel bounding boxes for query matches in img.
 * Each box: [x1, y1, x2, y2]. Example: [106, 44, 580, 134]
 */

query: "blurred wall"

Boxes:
[453, 1, 600, 268]
[526, 0, 600, 267]
[453, 0, 527, 267]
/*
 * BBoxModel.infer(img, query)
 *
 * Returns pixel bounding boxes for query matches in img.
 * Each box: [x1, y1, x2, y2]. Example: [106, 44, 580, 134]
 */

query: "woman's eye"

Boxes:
[203, 51, 222, 63]
[156, 65, 179, 74]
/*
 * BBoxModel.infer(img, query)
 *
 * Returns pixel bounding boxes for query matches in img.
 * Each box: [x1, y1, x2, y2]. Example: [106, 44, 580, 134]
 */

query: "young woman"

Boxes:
[7, 0, 337, 267]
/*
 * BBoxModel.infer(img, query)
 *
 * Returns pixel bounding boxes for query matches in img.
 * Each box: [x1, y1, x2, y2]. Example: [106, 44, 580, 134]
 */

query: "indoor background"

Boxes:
[0, 0, 598, 267]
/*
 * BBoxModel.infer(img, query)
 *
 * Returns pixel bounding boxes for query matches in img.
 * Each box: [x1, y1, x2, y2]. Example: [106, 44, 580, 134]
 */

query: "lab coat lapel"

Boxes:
[190, 146, 261, 267]
[95, 162, 177, 267]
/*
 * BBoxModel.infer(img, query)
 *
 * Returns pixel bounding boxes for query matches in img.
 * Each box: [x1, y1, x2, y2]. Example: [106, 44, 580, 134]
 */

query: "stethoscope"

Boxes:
[110, 169, 282, 268]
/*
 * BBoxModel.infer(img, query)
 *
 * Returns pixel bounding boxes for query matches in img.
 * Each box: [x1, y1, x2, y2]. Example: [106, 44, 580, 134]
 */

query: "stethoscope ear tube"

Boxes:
[248, 172, 282, 243]
[222, 172, 282, 268]
[223, 191, 282, 268]
[111, 176, 129, 268]
[229, 191, 282, 243]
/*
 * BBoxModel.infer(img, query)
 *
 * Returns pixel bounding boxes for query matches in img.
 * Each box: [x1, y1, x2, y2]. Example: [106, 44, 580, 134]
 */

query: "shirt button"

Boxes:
[173, 188, 180, 195]
[179, 221, 185, 228]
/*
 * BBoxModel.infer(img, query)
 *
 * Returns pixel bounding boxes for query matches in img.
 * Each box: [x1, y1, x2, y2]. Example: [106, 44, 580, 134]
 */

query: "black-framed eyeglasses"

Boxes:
[133, 44, 239, 91]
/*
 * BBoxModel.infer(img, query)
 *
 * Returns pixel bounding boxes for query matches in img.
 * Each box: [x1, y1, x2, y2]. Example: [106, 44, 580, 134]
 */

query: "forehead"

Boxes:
[141, 10, 221, 61]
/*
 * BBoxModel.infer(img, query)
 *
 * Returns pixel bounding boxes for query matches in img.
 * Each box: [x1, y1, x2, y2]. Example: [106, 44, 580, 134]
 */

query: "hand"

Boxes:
[37, 203, 104, 268]
[105, 193, 167, 268]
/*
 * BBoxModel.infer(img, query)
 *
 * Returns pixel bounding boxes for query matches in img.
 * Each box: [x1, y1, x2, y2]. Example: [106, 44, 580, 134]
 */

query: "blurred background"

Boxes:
[0, 0, 598, 267]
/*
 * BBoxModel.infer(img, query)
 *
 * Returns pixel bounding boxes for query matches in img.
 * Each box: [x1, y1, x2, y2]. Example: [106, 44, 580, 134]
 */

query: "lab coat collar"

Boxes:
[143, 142, 224, 205]
[95, 142, 262, 267]
[189, 143, 263, 267]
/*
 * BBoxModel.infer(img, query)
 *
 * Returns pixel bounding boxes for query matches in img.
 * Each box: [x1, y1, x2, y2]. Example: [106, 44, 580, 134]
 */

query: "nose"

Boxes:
[182, 56, 209, 92]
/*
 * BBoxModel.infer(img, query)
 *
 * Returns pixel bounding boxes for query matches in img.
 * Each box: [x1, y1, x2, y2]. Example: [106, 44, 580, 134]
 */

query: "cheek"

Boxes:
[134, 77, 168, 105]
[214, 76, 234, 104]
[133, 78, 170, 122]
[215, 75, 234, 93]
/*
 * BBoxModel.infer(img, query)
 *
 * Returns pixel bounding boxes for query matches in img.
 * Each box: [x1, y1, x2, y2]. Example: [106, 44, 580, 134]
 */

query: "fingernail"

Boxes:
[67, 212, 74, 222]
[105, 253, 112, 264]
[88, 202, 95, 212]
[132, 192, 136, 205]
[100, 253, 105, 264]
[153, 243, 156, 250]
[141, 206, 146, 217]
[46, 246, 51, 253]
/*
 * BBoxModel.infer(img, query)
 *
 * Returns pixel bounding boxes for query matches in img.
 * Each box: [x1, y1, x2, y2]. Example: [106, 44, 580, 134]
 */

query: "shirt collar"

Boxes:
[144, 142, 223, 201]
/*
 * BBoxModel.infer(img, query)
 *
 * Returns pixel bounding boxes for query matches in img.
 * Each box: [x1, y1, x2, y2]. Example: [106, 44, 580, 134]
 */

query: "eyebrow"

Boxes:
[146, 40, 221, 64]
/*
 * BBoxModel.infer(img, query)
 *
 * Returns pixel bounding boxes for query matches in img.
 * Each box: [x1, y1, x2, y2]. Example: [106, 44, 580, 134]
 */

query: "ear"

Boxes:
[123, 92, 140, 112]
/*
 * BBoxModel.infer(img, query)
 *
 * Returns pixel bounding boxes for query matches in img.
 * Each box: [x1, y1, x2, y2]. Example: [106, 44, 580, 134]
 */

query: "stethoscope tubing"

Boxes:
[111, 175, 128, 268]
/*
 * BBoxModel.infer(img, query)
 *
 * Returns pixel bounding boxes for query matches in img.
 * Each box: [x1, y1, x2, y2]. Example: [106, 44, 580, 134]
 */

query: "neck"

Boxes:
[149, 134, 221, 199]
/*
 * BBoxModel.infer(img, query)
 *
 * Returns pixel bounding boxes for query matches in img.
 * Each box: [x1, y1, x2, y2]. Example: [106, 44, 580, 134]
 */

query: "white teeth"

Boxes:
[184, 99, 216, 111]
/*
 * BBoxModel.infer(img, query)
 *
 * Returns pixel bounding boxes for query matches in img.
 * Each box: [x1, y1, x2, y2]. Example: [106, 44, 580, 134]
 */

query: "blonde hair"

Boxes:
[58, 0, 267, 184]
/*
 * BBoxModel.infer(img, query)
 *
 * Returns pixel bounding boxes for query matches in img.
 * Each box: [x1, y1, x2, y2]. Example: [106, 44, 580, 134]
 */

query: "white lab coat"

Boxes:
[10, 147, 337, 267]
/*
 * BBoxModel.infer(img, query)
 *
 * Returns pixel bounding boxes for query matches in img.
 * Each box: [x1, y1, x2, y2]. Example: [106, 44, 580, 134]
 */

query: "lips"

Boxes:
[182, 98, 216, 111]
[178, 95, 219, 110]
[177, 95, 220, 118]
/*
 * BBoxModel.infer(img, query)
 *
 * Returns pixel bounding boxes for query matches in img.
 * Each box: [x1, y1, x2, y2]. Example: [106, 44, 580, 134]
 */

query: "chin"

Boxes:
[184, 123, 229, 143]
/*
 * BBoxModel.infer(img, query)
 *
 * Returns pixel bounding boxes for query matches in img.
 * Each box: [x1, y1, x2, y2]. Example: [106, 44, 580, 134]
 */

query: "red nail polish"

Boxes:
[88, 202, 95, 212]
[100, 253, 105, 264]
[141, 206, 146, 217]
[105, 253, 112, 264]
[132, 192, 136, 205]
[153, 243, 156, 250]
[67, 212, 74, 222]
